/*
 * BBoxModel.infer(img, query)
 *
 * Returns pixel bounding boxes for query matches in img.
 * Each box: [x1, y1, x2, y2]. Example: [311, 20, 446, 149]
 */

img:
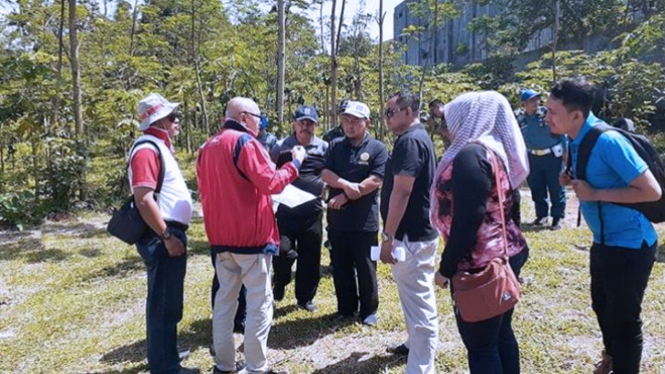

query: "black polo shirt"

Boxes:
[381, 124, 438, 242]
[324, 134, 388, 232]
[270, 134, 328, 217]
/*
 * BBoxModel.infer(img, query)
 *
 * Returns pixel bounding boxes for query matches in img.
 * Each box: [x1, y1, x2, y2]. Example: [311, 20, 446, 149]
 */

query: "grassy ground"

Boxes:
[2, 193, 665, 374]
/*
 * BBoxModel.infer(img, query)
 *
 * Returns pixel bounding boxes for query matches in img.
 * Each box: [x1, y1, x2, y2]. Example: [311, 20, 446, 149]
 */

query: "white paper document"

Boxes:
[271, 184, 318, 209]
[370, 245, 406, 262]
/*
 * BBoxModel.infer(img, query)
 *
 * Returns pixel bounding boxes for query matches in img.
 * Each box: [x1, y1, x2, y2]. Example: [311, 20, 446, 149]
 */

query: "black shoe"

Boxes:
[330, 312, 354, 323]
[298, 301, 318, 312]
[233, 321, 245, 334]
[386, 343, 409, 356]
[531, 217, 547, 226]
[551, 217, 562, 230]
[212, 360, 246, 374]
[178, 368, 200, 374]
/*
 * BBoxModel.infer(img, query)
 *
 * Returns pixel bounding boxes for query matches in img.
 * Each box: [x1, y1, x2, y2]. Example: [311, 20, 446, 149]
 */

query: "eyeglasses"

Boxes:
[384, 107, 407, 119]
[167, 113, 180, 122]
[242, 111, 262, 119]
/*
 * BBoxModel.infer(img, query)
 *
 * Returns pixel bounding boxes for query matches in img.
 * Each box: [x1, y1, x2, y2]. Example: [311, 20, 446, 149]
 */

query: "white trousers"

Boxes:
[213, 252, 273, 373]
[392, 236, 440, 374]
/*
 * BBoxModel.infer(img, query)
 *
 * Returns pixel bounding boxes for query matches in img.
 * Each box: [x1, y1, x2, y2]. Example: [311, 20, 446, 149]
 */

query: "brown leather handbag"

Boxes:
[451, 151, 521, 323]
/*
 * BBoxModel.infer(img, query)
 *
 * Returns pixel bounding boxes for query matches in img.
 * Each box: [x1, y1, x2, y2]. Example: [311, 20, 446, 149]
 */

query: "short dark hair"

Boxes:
[549, 78, 595, 118]
[390, 90, 420, 112]
[429, 99, 444, 108]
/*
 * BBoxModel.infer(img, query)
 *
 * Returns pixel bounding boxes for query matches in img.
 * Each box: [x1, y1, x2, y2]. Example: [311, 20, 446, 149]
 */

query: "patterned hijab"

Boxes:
[432, 90, 529, 191]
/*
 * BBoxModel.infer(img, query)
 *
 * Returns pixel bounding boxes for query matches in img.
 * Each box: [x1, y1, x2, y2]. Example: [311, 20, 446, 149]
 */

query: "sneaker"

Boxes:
[362, 314, 378, 326]
[212, 360, 246, 374]
[297, 301, 318, 312]
[531, 217, 547, 226]
[551, 217, 563, 230]
[178, 347, 191, 362]
[233, 321, 245, 334]
[593, 351, 613, 374]
[386, 343, 409, 356]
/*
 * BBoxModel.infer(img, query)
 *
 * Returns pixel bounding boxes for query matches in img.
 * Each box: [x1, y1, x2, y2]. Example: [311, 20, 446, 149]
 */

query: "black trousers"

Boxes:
[327, 230, 378, 319]
[590, 241, 656, 374]
[273, 212, 323, 304]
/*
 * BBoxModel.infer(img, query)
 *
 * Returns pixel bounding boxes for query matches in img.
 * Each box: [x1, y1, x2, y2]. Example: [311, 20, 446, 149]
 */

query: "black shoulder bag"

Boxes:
[107, 140, 165, 245]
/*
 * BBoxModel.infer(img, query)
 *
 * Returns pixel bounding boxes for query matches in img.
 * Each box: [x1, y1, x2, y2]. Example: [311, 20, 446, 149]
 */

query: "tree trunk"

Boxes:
[129, 0, 139, 57]
[69, 0, 86, 201]
[189, 1, 209, 136]
[319, 1, 326, 54]
[432, 0, 438, 66]
[53, 0, 65, 126]
[335, 0, 346, 55]
[378, 0, 386, 141]
[330, 0, 338, 129]
[277, 0, 286, 126]
[552, 0, 559, 83]
[184, 97, 192, 154]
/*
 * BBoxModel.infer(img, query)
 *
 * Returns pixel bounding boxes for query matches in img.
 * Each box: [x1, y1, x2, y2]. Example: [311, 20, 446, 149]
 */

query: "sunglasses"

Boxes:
[167, 112, 180, 122]
[384, 107, 407, 119]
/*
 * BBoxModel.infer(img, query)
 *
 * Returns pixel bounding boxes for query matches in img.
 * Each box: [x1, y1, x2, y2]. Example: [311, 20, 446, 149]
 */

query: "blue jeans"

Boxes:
[453, 247, 529, 374]
[136, 228, 187, 374]
[527, 153, 566, 219]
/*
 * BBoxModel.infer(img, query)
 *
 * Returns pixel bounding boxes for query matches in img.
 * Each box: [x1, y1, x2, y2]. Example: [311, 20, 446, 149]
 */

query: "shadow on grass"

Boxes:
[89, 256, 145, 281]
[42, 222, 107, 238]
[100, 318, 213, 367]
[0, 237, 73, 263]
[268, 312, 357, 350]
[521, 224, 555, 233]
[310, 351, 405, 374]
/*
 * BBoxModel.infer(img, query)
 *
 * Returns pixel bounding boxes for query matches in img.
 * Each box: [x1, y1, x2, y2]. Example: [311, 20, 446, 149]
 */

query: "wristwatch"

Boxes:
[381, 232, 394, 242]
[159, 227, 172, 241]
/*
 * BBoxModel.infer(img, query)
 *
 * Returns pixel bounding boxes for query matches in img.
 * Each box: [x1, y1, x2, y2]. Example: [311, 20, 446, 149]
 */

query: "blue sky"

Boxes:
[0, 0, 404, 42]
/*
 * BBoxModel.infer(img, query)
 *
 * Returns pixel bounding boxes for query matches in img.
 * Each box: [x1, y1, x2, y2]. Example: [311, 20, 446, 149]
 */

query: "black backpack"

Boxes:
[567, 123, 665, 223]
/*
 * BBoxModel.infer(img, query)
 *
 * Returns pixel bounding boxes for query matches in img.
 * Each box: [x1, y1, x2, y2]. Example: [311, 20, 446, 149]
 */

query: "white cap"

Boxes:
[341, 101, 370, 119]
[138, 93, 180, 130]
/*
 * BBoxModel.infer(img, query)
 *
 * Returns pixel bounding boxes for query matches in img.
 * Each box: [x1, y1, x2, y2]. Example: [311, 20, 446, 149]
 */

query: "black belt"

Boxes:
[166, 220, 189, 232]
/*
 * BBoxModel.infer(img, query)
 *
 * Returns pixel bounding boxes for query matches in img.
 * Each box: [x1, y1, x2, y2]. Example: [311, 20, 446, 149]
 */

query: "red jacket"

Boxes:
[197, 120, 300, 254]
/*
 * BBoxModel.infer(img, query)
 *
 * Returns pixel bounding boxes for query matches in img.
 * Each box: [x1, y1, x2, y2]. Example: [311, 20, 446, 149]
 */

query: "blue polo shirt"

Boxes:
[571, 113, 657, 249]
[519, 107, 567, 151]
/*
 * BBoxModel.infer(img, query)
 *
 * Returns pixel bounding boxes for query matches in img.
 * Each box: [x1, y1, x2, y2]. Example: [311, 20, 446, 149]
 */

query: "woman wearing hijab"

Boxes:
[431, 91, 530, 374]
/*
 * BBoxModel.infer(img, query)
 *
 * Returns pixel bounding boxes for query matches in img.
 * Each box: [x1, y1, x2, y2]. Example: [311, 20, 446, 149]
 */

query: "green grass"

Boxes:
[2, 196, 665, 373]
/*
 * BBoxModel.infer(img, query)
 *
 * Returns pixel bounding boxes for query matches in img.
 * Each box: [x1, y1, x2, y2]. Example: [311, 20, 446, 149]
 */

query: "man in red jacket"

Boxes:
[197, 97, 305, 374]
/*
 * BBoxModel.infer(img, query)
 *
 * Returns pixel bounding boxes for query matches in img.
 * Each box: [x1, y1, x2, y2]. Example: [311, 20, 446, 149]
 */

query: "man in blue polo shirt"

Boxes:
[519, 88, 567, 229]
[549, 78, 661, 374]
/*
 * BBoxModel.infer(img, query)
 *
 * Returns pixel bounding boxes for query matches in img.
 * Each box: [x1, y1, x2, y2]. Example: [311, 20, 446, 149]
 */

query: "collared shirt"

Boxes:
[381, 124, 438, 242]
[519, 107, 568, 151]
[571, 113, 657, 249]
[325, 133, 388, 232]
[270, 134, 328, 216]
[257, 131, 277, 151]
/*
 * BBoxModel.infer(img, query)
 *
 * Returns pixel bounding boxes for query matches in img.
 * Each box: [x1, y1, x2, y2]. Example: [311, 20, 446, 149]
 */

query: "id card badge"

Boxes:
[552, 143, 564, 158]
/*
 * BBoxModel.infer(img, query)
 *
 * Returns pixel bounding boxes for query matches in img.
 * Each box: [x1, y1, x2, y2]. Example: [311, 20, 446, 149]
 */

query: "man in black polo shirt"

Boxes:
[270, 105, 328, 312]
[380, 91, 440, 374]
[322, 100, 388, 325]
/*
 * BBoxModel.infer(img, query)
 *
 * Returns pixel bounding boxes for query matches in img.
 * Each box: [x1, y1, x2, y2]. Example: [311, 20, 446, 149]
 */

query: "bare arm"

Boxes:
[380, 175, 415, 264]
[322, 169, 361, 199]
[358, 175, 383, 195]
[572, 170, 662, 203]
[134, 187, 185, 256]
